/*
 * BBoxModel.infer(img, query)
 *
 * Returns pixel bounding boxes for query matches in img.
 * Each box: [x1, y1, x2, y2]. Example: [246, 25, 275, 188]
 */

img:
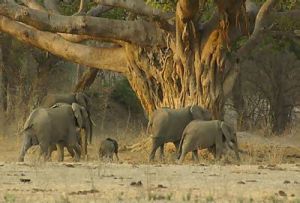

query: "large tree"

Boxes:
[0, 0, 299, 118]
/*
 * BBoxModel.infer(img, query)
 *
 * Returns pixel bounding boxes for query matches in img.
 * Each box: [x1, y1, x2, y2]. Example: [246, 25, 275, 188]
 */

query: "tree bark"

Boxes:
[0, 0, 294, 119]
[73, 68, 99, 92]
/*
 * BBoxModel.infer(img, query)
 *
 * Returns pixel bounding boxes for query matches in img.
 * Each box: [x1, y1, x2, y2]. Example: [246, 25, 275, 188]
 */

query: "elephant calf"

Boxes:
[98, 138, 119, 161]
[178, 120, 240, 163]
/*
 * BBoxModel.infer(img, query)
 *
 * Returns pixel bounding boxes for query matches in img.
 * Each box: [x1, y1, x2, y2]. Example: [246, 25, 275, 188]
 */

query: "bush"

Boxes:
[111, 78, 142, 113]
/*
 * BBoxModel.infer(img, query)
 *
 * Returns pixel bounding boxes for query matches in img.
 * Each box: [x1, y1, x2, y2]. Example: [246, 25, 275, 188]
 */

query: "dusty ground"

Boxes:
[0, 131, 300, 202]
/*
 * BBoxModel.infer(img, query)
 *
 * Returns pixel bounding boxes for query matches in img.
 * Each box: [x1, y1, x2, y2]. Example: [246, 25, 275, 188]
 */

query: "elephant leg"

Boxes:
[192, 150, 199, 162]
[39, 143, 50, 162]
[149, 138, 162, 161]
[67, 146, 75, 158]
[115, 152, 119, 161]
[208, 145, 216, 158]
[173, 140, 181, 157]
[72, 143, 81, 162]
[48, 144, 57, 157]
[18, 135, 33, 162]
[159, 144, 164, 161]
[109, 153, 113, 161]
[215, 144, 223, 160]
[56, 144, 64, 162]
[232, 144, 240, 161]
[178, 148, 188, 164]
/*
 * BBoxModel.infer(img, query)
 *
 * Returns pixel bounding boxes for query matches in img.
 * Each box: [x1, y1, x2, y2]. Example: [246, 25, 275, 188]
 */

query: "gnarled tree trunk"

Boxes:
[0, 0, 295, 121]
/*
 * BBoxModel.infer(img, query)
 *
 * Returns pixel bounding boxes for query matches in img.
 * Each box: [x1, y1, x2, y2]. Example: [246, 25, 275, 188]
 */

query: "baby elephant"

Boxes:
[98, 138, 119, 161]
[178, 120, 240, 163]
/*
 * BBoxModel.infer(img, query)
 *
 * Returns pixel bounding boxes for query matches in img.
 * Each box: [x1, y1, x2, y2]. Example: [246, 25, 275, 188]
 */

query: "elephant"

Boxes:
[50, 102, 92, 159]
[41, 92, 91, 114]
[147, 105, 212, 161]
[41, 92, 94, 158]
[18, 103, 90, 162]
[98, 138, 119, 161]
[177, 120, 240, 163]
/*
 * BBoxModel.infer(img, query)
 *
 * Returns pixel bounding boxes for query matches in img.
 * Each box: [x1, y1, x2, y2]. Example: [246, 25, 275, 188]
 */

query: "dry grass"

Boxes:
[1, 129, 300, 202]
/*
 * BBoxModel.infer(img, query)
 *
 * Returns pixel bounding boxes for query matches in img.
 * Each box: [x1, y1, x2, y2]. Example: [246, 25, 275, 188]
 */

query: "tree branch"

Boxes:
[19, 0, 115, 43]
[0, 3, 166, 47]
[95, 0, 173, 20]
[0, 16, 127, 73]
[86, 4, 112, 16]
[20, 0, 45, 11]
[236, 0, 278, 58]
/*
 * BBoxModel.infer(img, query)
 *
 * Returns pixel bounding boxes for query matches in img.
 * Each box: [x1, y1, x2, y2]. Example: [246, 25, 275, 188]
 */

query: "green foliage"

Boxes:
[4, 193, 16, 203]
[101, 8, 127, 20]
[59, 0, 81, 15]
[111, 79, 142, 112]
[145, 0, 177, 12]
[200, 0, 216, 22]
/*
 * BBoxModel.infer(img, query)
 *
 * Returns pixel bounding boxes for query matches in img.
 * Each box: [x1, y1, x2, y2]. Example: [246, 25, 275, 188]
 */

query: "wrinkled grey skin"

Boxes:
[41, 92, 93, 142]
[178, 120, 240, 163]
[147, 105, 212, 161]
[48, 128, 81, 160]
[54, 103, 92, 160]
[98, 138, 119, 161]
[18, 103, 88, 162]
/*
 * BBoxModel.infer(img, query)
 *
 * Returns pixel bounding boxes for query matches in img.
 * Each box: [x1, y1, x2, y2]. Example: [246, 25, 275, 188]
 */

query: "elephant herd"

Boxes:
[18, 93, 241, 163]
[18, 93, 93, 162]
[147, 106, 240, 163]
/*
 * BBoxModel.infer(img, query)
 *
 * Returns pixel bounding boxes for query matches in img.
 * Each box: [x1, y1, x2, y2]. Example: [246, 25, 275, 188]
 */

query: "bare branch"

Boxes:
[0, 3, 166, 47]
[86, 4, 112, 16]
[74, 0, 90, 15]
[20, 0, 45, 11]
[95, 0, 173, 20]
[237, 0, 278, 58]
[0, 16, 127, 73]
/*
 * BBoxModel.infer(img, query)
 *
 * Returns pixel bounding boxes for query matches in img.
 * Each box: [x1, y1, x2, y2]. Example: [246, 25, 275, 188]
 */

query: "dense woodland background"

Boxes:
[0, 0, 299, 137]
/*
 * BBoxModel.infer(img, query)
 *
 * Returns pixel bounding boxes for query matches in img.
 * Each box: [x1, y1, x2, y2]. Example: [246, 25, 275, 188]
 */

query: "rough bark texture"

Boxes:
[0, 0, 296, 120]
[73, 68, 99, 92]
[124, 0, 244, 118]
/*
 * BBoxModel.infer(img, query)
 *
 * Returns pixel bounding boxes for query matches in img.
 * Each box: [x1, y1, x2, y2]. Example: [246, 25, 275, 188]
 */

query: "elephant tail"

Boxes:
[177, 132, 187, 160]
[19, 123, 33, 135]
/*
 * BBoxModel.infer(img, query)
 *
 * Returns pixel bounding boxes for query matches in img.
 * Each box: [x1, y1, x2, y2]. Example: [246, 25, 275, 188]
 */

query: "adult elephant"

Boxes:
[178, 120, 240, 163]
[18, 103, 91, 162]
[147, 105, 212, 161]
[41, 92, 91, 114]
[41, 92, 94, 158]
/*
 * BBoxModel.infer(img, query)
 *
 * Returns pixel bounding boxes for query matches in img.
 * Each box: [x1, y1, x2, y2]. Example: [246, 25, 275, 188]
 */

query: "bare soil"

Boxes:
[0, 131, 300, 202]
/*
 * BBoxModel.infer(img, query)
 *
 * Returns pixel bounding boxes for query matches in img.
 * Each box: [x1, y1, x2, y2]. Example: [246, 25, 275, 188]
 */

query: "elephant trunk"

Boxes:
[227, 141, 240, 160]
[234, 146, 240, 160]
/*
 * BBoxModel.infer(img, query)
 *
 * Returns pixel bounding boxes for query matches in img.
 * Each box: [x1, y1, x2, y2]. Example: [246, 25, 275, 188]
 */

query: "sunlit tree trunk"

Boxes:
[126, 0, 243, 119]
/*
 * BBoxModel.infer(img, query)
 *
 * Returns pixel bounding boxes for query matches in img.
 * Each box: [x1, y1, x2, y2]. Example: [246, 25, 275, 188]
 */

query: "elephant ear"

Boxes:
[72, 103, 83, 128]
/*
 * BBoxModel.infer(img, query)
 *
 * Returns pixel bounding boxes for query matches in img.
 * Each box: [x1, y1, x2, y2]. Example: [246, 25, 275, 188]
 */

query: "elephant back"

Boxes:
[23, 108, 49, 130]
[41, 93, 76, 107]
[151, 107, 193, 140]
